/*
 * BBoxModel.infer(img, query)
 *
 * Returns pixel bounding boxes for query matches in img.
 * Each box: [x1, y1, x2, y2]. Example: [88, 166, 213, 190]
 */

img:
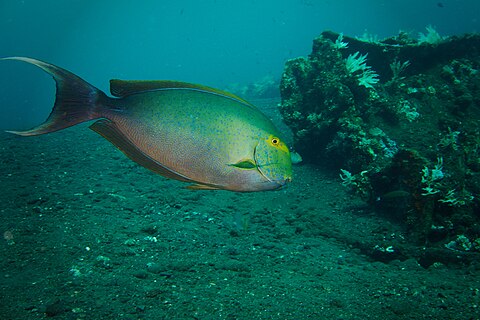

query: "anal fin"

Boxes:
[187, 184, 220, 190]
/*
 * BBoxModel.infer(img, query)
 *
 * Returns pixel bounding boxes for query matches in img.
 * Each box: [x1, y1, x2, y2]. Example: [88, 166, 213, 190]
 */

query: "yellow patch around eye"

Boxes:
[267, 135, 289, 153]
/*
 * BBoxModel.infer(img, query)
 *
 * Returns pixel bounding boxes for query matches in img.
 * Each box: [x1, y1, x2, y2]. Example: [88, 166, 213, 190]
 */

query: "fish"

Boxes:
[377, 190, 411, 201]
[2, 57, 292, 192]
[290, 151, 303, 165]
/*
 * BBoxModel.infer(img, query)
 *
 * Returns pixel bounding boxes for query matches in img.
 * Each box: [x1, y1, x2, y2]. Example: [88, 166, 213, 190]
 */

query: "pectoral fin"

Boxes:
[229, 159, 257, 170]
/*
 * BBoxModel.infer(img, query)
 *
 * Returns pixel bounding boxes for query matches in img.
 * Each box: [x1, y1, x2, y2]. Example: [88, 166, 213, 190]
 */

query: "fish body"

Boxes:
[3, 57, 292, 192]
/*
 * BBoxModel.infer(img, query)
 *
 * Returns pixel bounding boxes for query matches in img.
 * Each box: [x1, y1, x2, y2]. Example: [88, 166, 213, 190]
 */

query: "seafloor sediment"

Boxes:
[1, 124, 479, 319]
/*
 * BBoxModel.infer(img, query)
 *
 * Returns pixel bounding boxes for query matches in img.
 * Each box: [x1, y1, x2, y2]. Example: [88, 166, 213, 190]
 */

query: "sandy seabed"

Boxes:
[0, 128, 479, 320]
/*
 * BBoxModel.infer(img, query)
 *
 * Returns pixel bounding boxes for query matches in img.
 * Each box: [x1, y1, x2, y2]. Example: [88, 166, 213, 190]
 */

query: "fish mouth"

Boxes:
[254, 146, 291, 189]
[259, 173, 290, 190]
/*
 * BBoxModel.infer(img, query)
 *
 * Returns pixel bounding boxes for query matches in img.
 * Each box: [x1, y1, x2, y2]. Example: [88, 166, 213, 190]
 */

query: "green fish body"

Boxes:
[3, 57, 292, 192]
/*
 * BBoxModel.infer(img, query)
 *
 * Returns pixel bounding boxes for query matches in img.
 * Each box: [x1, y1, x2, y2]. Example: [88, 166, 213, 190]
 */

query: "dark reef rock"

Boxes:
[280, 30, 480, 249]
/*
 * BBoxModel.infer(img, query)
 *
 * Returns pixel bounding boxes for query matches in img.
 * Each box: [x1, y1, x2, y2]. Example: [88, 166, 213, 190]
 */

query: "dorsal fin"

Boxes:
[110, 79, 252, 105]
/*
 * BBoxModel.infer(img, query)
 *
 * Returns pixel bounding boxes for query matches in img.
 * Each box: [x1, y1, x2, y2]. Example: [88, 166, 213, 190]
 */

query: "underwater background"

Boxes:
[1, 0, 479, 129]
[1, 0, 480, 319]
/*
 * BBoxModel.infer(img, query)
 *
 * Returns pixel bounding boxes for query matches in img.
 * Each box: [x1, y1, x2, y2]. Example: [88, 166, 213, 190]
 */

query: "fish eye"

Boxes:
[271, 137, 279, 145]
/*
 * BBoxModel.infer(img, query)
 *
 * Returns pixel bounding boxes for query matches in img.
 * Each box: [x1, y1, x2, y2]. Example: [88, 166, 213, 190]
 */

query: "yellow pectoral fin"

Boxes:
[229, 159, 257, 170]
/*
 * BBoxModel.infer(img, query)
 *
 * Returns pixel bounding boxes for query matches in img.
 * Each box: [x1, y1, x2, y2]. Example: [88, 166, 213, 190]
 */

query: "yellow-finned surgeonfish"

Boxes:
[3, 57, 292, 192]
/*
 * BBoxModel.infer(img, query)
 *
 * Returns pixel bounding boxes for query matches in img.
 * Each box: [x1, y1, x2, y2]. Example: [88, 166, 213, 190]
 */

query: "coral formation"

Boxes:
[279, 30, 480, 260]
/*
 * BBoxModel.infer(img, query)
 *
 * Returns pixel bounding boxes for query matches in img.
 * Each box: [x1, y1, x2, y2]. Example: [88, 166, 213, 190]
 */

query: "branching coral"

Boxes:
[418, 25, 443, 44]
[345, 52, 379, 89]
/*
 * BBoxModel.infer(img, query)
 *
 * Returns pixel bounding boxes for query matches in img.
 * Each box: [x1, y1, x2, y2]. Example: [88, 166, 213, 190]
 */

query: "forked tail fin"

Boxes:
[2, 57, 109, 136]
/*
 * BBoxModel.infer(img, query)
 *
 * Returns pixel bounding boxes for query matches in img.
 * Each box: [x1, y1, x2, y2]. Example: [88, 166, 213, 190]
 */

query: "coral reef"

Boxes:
[279, 30, 480, 261]
[225, 75, 280, 100]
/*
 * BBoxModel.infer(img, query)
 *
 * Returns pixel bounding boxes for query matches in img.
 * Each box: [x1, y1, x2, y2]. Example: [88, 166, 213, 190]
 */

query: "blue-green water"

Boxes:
[1, 1, 480, 319]
[1, 0, 478, 129]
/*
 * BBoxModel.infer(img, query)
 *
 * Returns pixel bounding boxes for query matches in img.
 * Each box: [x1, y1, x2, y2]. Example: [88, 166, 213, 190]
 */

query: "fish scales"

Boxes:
[3, 57, 293, 192]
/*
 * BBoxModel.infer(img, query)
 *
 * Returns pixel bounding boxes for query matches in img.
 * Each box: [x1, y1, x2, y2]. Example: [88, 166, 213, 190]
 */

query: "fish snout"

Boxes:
[272, 175, 292, 189]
